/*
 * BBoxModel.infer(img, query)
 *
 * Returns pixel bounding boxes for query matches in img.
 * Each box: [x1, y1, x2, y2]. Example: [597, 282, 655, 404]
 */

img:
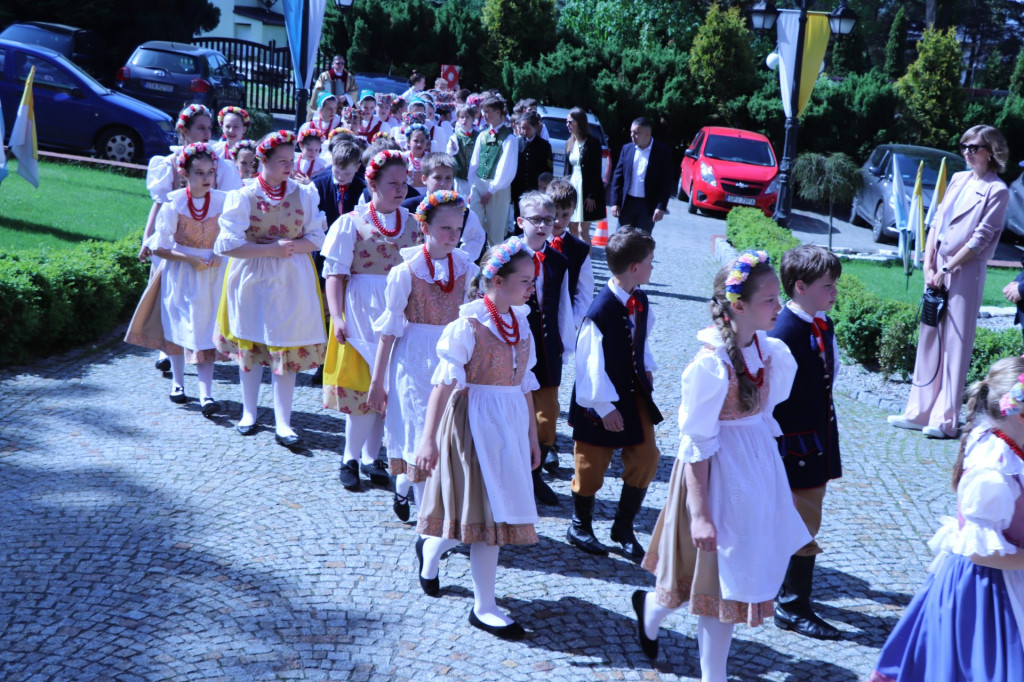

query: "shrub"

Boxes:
[0, 234, 149, 367]
[724, 207, 800, 268]
[831, 274, 917, 367]
[876, 310, 918, 380]
[967, 327, 1024, 386]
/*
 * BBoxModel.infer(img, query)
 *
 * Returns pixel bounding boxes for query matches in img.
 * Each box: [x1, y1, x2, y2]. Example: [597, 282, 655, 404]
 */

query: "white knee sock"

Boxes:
[168, 353, 185, 390]
[470, 542, 512, 627]
[344, 413, 375, 463]
[421, 536, 458, 580]
[643, 591, 678, 641]
[696, 615, 734, 682]
[239, 367, 262, 426]
[412, 481, 426, 507]
[196, 362, 214, 401]
[395, 473, 412, 498]
[272, 371, 297, 437]
[362, 415, 385, 464]
[157, 350, 168, 361]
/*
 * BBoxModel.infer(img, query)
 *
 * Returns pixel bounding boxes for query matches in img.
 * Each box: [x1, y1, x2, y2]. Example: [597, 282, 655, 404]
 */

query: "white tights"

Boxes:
[237, 367, 298, 436]
[469, 542, 512, 627]
[169, 353, 185, 390]
[394, 474, 425, 506]
[239, 366, 262, 426]
[169, 355, 214, 401]
[419, 536, 458, 581]
[344, 412, 384, 465]
[642, 594, 733, 682]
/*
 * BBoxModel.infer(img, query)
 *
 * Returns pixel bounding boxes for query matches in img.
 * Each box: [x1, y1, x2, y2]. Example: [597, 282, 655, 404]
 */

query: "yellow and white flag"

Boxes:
[775, 10, 832, 117]
[923, 157, 948, 232]
[10, 65, 39, 188]
[909, 161, 924, 268]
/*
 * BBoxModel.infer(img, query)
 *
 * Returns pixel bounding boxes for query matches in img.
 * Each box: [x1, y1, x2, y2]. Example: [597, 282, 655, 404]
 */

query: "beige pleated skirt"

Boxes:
[415, 389, 538, 546]
[641, 456, 775, 627]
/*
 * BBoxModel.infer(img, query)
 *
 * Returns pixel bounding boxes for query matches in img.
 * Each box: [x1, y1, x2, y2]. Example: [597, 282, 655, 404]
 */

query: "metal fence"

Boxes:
[191, 37, 331, 114]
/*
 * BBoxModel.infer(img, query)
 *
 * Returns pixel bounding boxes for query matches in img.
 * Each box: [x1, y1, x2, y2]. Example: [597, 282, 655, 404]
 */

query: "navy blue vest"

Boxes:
[527, 245, 569, 387]
[569, 285, 663, 448]
[554, 232, 590, 311]
[768, 306, 842, 489]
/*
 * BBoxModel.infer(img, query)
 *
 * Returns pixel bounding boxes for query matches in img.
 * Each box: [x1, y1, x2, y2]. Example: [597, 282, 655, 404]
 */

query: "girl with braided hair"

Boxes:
[631, 251, 809, 681]
[366, 191, 479, 522]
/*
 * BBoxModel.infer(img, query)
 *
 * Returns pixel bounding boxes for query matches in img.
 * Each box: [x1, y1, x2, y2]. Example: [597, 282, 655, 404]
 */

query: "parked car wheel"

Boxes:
[687, 181, 698, 215]
[96, 126, 141, 164]
[676, 175, 685, 201]
[872, 202, 886, 243]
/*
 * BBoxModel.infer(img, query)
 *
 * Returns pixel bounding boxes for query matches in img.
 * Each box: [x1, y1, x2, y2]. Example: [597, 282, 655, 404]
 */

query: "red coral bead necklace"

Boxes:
[258, 174, 286, 201]
[423, 245, 455, 294]
[185, 186, 211, 221]
[368, 201, 401, 238]
[483, 295, 519, 345]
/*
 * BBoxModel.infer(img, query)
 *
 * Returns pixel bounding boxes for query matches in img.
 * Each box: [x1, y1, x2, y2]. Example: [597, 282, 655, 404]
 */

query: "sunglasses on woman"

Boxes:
[960, 143, 989, 155]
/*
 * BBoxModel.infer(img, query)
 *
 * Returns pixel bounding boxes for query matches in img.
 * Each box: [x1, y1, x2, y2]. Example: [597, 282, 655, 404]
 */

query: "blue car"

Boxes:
[0, 38, 176, 163]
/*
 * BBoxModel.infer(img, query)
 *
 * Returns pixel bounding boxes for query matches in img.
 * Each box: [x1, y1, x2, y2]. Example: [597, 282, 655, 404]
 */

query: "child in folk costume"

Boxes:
[402, 116, 431, 195]
[633, 251, 810, 681]
[309, 93, 342, 137]
[414, 238, 541, 641]
[214, 106, 249, 163]
[401, 153, 485, 262]
[367, 191, 478, 522]
[355, 90, 385, 143]
[468, 95, 518, 248]
[375, 93, 397, 134]
[125, 143, 227, 414]
[214, 131, 328, 447]
[232, 140, 259, 180]
[546, 179, 593, 330]
[293, 128, 327, 182]
[321, 150, 423, 491]
[872, 356, 1024, 682]
[446, 104, 479, 198]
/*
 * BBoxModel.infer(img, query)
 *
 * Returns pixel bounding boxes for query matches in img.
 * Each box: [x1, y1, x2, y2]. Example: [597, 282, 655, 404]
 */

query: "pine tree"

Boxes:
[884, 6, 910, 81]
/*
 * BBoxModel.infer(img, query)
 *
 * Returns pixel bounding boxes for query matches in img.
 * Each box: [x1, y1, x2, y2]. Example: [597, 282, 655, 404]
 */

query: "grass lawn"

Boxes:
[0, 159, 150, 252]
[840, 258, 1019, 308]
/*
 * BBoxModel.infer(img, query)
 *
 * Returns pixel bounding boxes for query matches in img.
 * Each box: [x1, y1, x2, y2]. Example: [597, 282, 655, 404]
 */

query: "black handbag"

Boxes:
[920, 286, 947, 327]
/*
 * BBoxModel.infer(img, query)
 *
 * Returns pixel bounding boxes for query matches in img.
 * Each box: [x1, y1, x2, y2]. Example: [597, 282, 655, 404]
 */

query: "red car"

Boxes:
[679, 126, 779, 217]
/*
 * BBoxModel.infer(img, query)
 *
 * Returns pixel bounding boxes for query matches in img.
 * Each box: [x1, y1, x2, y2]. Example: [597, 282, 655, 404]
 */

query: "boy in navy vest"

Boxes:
[541, 179, 594, 474]
[568, 228, 662, 560]
[517, 191, 576, 506]
[768, 244, 843, 640]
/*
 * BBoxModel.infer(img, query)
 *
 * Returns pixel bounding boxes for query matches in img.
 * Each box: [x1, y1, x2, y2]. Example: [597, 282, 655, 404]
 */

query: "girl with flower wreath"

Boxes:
[214, 106, 250, 162]
[365, 190, 479, 523]
[321, 149, 423, 491]
[631, 251, 809, 681]
[413, 237, 541, 641]
[214, 130, 328, 448]
[125, 143, 228, 415]
[292, 127, 327, 182]
[231, 140, 259, 180]
[402, 118, 430, 196]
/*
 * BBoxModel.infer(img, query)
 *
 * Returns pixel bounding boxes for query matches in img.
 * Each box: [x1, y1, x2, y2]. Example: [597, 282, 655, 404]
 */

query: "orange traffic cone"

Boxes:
[591, 220, 609, 247]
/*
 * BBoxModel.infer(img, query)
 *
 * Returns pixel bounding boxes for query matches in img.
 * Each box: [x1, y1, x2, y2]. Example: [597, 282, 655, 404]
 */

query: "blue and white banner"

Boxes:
[283, 0, 327, 90]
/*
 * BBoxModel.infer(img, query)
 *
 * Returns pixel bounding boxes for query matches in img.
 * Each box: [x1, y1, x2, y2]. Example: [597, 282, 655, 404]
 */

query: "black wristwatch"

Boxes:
[941, 266, 950, 273]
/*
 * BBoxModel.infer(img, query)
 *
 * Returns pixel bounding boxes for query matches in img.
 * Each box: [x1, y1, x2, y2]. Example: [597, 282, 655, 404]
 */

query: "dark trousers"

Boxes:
[619, 195, 655, 233]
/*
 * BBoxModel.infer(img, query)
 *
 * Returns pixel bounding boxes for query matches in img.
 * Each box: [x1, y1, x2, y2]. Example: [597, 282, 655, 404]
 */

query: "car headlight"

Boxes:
[766, 176, 779, 194]
[700, 161, 716, 187]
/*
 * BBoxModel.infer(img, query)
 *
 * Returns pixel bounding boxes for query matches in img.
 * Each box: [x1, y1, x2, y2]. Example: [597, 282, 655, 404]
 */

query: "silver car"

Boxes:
[536, 105, 610, 183]
[850, 144, 965, 242]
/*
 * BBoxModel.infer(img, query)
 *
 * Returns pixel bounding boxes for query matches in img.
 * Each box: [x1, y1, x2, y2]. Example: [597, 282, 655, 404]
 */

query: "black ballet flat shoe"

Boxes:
[632, 590, 659, 659]
[200, 397, 222, 417]
[168, 386, 187, 404]
[361, 459, 391, 487]
[468, 609, 525, 641]
[310, 365, 324, 387]
[236, 422, 257, 436]
[393, 491, 411, 522]
[339, 460, 361, 491]
[155, 357, 171, 372]
[415, 537, 440, 597]
[275, 432, 302, 448]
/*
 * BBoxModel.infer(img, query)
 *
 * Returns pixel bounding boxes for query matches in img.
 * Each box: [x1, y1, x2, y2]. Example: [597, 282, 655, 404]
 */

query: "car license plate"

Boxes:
[726, 195, 756, 206]
[143, 81, 174, 93]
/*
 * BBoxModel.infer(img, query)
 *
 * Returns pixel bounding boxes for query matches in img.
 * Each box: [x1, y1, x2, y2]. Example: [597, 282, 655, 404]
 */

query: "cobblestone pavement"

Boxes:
[1, 200, 962, 681]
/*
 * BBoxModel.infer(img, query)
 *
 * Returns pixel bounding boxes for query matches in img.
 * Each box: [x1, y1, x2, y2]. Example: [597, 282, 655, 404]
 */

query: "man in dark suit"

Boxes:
[609, 117, 675, 233]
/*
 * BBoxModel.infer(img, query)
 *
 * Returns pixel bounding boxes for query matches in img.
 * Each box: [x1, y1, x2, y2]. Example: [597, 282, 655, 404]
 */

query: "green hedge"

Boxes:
[724, 207, 801, 268]
[0, 234, 149, 367]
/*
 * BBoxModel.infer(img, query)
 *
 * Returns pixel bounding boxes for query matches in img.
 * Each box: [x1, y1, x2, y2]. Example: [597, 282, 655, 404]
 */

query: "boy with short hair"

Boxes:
[568, 227, 661, 560]
[313, 141, 364, 227]
[512, 111, 553, 219]
[468, 94, 518, 247]
[768, 243, 843, 640]
[517, 191, 575, 506]
[401, 152, 485, 260]
[447, 104, 480, 198]
[547, 179, 594, 331]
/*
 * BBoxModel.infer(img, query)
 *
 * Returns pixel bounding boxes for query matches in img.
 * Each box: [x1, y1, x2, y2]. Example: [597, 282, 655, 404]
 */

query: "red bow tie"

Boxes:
[550, 236, 564, 253]
[532, 251, 545, 278]
[810, 317, 829, 354]
[626, 293, 644, 315]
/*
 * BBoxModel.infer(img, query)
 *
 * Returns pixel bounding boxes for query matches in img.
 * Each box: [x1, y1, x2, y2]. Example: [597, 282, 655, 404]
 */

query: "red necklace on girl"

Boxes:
[423, 245, 455, 293]
[992, 429, 1024, 462]
[742, 334, 765, 388]
[368, 202, 401, 238]
[483, 295, 519, 345]
[299, 157, 314, 178]
[185, 186, 211, 221]
[258, 174, 286, 201]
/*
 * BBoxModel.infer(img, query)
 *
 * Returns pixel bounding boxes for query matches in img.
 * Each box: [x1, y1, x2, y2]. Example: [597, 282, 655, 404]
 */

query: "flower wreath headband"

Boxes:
[415, 190, 466, 223]
[481, 237, 525, 280]
[176, 104, 212, 133]
[371, 131, 393, 142]
[230, 139, 258, 157]
[217, 106, 250, 127]
[999, 374, 1024, 416]
[255, 130, 297, 161]
[177, 142, 217, 174]
[404, 122, 430, 138]
[725, 250, 771, 304]
[297, 127, 324, 145]
[327, 127, 355, 141]
[365, 149, 407, 180]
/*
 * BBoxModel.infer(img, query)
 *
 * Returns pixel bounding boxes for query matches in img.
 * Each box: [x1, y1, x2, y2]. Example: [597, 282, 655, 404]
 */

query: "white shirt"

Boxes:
[468, 123, 518, 195]
[628, 142, 652, 198]
[522, 242, 576, 361]
[547, 232, 594, 329]
[785, 301, 840, 379]
[460, 209, 486, 260]
[574, 279, 657, 417]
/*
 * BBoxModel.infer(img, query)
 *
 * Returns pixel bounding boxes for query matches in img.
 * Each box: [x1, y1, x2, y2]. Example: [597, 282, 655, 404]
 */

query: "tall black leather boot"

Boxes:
[775, 554, 841, 640]
[532, 466, 558, 505]
[566, 492, 608, 555]
[609, 484, 648, 562]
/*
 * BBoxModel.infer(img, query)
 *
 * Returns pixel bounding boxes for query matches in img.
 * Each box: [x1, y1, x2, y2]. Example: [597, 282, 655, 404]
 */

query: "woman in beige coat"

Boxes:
[889, 125, 1010, 438]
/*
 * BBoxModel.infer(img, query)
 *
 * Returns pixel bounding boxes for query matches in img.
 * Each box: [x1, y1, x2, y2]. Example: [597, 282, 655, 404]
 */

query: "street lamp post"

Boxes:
[750, 1, 856, 227]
